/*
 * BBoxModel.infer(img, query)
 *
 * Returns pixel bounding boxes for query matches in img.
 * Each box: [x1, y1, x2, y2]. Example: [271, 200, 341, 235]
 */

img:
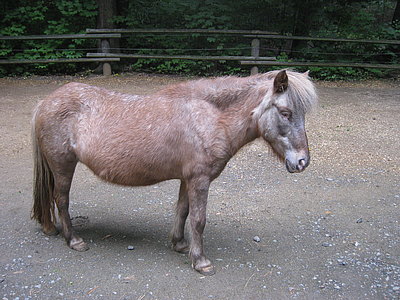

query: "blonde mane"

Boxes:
[185, 70, 317, 114]
[264, 70, 318, 113]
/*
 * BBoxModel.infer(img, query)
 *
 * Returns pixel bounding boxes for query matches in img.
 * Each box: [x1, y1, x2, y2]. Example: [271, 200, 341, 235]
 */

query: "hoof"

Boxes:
[192, 257, 216, 276]
[194, 265, 216, 276]
[43, 225, 59, 236]
[69, 239, 89, 252]
[173, 239, 190, 254]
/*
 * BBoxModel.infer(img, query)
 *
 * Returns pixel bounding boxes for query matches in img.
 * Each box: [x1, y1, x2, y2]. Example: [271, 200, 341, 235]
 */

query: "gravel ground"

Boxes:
[0, 73, 399, 299]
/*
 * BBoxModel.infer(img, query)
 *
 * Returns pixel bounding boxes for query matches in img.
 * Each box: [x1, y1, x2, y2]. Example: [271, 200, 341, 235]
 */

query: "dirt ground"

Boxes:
[0, 73, 399, 300]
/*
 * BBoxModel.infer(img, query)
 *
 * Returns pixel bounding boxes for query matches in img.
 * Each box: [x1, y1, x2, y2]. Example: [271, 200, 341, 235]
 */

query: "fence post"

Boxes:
[251, 38, 260, 75]
[100, 39, 112, 76]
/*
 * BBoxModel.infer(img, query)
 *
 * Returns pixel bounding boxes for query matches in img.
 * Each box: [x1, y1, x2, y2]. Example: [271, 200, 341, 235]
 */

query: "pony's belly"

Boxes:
[101, 170, 176, 186]
[86, 160, 181, 186]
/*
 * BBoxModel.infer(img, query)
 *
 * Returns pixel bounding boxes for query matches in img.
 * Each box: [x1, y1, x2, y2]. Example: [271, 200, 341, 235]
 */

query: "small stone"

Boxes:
[393, 286, 399, 291]
[337, 259, 347, 266]
[326, 178, 334, 182]
[253, 236, 261, 243]
[322, 242, 332, 247]
[356, 218, 363, 223]
[127, 245, 135, 250]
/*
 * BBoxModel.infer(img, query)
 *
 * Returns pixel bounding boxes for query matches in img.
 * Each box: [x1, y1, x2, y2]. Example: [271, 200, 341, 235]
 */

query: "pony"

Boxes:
[31, 70, 317, 275]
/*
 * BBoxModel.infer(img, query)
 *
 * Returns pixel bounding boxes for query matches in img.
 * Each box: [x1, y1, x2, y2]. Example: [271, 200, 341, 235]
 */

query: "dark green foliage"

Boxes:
[1, 0, 399, 78]
[0, 0, 98, 75]
[296, 0, 400, 79]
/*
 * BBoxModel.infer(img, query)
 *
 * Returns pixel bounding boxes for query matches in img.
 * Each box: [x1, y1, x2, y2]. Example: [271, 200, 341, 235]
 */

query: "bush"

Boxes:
[0, 0, 98, 76]
[0, 0, 398, 78]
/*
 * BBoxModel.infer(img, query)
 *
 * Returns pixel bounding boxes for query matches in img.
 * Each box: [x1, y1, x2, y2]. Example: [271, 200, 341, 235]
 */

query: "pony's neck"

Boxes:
[216, 84, 266, 157]
[222, 112, 260, 157]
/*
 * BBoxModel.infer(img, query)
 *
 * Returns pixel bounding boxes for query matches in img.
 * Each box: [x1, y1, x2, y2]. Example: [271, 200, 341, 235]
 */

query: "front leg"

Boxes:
[187, 176, 215, 276]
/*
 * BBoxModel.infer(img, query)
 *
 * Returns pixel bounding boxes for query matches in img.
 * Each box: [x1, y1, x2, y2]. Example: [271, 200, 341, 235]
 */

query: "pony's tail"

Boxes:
[31, 111, 56, 234]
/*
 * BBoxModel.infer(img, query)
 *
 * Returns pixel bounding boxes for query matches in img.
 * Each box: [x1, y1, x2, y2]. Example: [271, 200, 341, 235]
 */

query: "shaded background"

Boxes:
[1, 0, 399, 78]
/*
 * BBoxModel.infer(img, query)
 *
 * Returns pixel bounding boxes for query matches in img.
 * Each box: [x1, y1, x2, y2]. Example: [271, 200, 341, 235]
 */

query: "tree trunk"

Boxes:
[96, 0, 119, 50]
[97, 0, 116, 29]
[393, 0, 400, 25]
[290, 0, 318, 57]
[96, 0, 119, 73]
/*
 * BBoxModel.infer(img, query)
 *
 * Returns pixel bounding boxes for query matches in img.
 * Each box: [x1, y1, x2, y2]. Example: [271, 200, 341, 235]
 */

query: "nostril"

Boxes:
[299, 159, 306, 167]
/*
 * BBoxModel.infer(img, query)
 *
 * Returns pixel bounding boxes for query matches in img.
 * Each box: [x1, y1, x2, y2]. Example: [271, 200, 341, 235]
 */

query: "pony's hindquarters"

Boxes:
[31, 95, 88, 251]
[31, 112, 57, 235]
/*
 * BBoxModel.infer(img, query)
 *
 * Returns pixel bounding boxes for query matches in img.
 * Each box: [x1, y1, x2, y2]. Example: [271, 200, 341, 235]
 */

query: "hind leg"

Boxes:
[52, 164, 89, 252]
[42, 220, 58, 236]
[170, 180, 190, 253]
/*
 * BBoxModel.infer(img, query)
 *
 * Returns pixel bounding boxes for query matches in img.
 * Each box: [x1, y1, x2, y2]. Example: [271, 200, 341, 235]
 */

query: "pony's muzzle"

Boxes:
[285, 155, 309, 173]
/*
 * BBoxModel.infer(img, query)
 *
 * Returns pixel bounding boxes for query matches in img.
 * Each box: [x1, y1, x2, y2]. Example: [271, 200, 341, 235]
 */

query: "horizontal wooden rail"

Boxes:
[240, 60, 400, 69]
[0, 33, 121, 41]
[1, 30, 399, 74]
[244, 34, 400, 45]
[86, 28, 278, 35]
[87, 52, 276, 61]
[0, 58, 120, 64]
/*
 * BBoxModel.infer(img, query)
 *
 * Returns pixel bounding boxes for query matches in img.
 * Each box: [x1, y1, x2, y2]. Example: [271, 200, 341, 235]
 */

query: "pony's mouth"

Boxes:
[285, 158, 307, 173]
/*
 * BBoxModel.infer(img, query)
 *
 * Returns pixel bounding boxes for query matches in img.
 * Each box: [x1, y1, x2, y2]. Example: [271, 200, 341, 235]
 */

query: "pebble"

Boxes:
[127, 245, 135, 250]
[322, 242, 332, 247]
[253, 236, 261, 243]
[337, 259, 347, 266]
[356, 218, 363, 223]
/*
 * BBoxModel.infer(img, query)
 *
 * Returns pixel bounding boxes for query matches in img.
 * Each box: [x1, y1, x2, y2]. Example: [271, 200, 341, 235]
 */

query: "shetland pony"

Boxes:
[32, 70, 317, 275]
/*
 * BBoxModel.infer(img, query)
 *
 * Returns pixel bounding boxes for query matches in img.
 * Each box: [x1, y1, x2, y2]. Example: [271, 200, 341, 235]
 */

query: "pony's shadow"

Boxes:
[70, 215, 174, 251]
[48, 213, 234, 259]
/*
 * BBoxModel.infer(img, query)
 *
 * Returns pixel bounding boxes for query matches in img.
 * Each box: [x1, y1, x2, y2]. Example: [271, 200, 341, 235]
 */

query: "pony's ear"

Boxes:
[273, 70, 288, 94]
[303, 70, 310, 76]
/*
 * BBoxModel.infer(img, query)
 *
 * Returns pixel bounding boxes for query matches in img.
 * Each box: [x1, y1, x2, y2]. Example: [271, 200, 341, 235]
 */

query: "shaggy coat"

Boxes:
[32, 70, 317, 275]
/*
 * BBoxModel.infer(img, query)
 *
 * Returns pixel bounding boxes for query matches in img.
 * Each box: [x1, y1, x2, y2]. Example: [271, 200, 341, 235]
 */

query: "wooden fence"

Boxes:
[0, 33, 121, 75]
[1, 29, 399, 75]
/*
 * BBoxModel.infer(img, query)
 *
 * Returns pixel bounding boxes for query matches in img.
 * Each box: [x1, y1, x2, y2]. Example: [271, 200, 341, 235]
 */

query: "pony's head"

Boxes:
[253, 70, 317, 173]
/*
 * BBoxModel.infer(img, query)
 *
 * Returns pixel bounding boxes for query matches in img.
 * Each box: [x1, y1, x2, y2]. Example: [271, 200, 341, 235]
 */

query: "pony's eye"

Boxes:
[280, 110, 292, 119]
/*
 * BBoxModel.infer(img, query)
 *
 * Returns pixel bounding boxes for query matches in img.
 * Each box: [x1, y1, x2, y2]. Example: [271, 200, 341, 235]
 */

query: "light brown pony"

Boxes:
[32, 70, 317, 275]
